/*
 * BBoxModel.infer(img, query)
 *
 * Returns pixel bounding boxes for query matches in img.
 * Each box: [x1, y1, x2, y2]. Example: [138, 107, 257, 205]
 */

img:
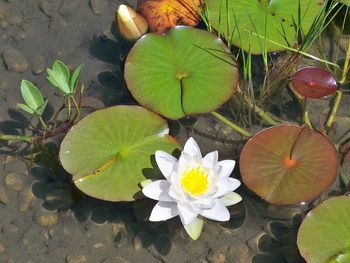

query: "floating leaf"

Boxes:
[205, 0, 325, 54]
[239, 125, 338, 205]
[291, 67, 337, 98]
[297, 195, 350, 263]
[125, 26, 239, 119]
[59, 106, 180, 201]
[138, 0, 202, 33]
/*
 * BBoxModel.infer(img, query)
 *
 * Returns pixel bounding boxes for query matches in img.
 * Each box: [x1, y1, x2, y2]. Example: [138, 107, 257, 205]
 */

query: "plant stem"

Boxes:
[0, 134, 32, 143]
[38, 116, 47, 130]
[211, 111, 252, 137]
[241, 95, 281, 125]
[325, 90, 343, 131]
[340, 39, 350, 84]
[67, 97, 71, 118]
[301, 98, 312, 127]
[71, 96, 80, 121]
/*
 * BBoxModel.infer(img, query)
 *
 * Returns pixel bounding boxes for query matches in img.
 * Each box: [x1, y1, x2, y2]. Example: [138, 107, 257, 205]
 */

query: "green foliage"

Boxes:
[47, 60, 83, 96]
[125, 26, 239, 119]
[205, 0, 325, 54]
[298, 196, 350, 263]
[59, 105, 180, 201]
[17, 80, 48, 116]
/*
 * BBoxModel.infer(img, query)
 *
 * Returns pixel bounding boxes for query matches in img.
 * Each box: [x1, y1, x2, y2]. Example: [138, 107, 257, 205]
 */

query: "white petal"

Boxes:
[199, 199, 230, 221]
[218, 160, 236, 178]
[155, 150, 178, 180]
[177, 203, 198, 225]
[192, 198, 216, 210]
[184, 217, 204, 240]
[183, 137, 202, 158]
[202, 151, 218, 169]
[213, 178, 241, 198]
[220, 192, 242, 206]
[142, 180, 173, 201]
[149, 201, 178, 221]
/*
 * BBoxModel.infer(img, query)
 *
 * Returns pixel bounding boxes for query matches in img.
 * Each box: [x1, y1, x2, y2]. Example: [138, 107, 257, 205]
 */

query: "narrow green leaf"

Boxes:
[184, 217, 204, 240]
[17, 103, 35, 114]
[47, 69, 71, 94]
[69, 64, 83, 93]
[20, 80, 44, 111]
[52, 60, 70, 82]
[35, 99, 49, 116]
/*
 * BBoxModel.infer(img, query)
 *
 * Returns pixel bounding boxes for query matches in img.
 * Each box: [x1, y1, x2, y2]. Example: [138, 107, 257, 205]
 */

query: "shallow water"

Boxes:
[0, 1, 349, 262]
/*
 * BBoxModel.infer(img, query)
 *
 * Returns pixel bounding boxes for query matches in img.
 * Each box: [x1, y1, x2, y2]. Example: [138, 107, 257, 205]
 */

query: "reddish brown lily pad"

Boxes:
[240, 125, 338, 205]
[138, 0, 202, 33]
[291, 67, 337, 98]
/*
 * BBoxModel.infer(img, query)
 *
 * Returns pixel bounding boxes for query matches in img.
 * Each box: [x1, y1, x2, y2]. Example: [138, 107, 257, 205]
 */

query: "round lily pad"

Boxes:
[205, 0, 324, 54]
[297, 195, 350, 263]
[239, 125, 338, 205]
[124, 26, 239, 120]
[59, 106, 180, 201]
[291, 67, 337, 98]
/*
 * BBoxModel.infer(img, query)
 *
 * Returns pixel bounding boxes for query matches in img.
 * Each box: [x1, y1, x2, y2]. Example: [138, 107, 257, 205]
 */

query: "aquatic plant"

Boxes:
[142, 137, 242, 240]
[138, 0, 202, 33]
[125, 26, 239, 119]
[59, 106, 180, 201]
[240, 125, 339, 205]
[116, 4, 148, 41]
[297, 195, 350, 263]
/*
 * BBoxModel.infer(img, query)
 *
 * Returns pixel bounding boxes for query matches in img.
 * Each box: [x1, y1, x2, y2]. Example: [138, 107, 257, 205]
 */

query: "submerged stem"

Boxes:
[38, 116, 47, 130]
[325, 91, 343, 132]
[71, 96, 80, 121]
[0, 134, 32, 143]
[301, 98, 312, 127]
[211, 111, 252, 137]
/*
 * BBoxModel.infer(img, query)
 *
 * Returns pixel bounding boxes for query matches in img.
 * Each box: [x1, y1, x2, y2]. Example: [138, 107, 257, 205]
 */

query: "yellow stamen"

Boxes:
[181, 166, 208, 196]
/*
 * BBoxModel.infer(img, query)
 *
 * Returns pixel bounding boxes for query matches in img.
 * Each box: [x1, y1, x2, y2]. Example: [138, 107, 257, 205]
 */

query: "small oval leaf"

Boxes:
[291, 67, 337, 98]
[20, 80, 44, 111]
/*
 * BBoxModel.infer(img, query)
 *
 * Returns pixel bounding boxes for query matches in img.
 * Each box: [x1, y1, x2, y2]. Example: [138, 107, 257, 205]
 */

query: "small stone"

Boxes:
[31, 55, 46, 75]
[133, 235, 142, 252]
[18, 188, 34, 212]
[93, 243, 104, 249]
[35, 210, 58, 227]
[7, 14, 23, 26]
[112, 223, 125, 236]
[40, 229, 50, 240]
[89, 0, 106, 15]
[0, 186, 8, 205]
[0, 242, 5, 253]
[206, 248, 227, 263]
[2, 49, 28, 73]
[63, 226, 72, 236]
[4, 173, 23, 191]
[7, 222, 18, 233]
[66, 254, 87, 263]
[39, 1, 55, 18]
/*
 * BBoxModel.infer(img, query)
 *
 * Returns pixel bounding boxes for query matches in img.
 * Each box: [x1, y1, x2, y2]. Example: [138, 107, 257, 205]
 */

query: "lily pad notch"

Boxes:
[125, 26, 239, 119]
[59, 105, 180, 201]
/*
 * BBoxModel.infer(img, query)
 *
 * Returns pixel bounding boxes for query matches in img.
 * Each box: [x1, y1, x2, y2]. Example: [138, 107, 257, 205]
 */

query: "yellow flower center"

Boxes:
[181, 166, 208, 196]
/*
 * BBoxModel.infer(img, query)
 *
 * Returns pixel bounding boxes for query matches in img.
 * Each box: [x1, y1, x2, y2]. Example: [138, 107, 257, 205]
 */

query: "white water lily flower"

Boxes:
[142, 137, 242, 240]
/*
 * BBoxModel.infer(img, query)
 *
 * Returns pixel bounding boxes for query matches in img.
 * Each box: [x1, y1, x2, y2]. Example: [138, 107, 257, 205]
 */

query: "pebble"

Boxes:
[66, 254, 87, 263]
[206, 247, 227, 263]
[0, 242, 5, 253]
[0, 186, 8, 205]
[7, 14, 23, 26]
[2, 49, 28, 73]
[133, 235, 142, 252]
[93, 243, 104, 249]
[4, 172, 23, 191]
[39, 1, 55, 18]
[111, 223, 125, 236]
[35, 210, 58, 227]
[89, 0, 106, 15]
[31, 55, 46, 75]
[18, 188, 34, 212]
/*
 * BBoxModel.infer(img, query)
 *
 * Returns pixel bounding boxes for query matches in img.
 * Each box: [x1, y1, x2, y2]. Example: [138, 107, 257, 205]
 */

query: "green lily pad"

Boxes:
[297, 195, 350, 263]
[124, 26, 239, 120]
[239, 125, 338, 205]
[205, 0, 324, 54]
[59, 106, 180, 201]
